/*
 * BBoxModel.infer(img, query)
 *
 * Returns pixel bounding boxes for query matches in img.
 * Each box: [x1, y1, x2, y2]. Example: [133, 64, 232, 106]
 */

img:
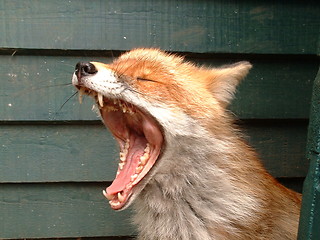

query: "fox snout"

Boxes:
[74, 62, 97, 85]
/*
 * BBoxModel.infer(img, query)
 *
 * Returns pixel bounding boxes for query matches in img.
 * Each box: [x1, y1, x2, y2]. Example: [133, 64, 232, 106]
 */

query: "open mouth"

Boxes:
[78, 88, 163, 210]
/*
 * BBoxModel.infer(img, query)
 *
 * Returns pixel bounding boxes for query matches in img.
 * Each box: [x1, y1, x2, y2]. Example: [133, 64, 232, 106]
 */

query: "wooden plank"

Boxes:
[298, 67, 320, 240]
[201, 57, 317, 119]
[0, 179, 303, 239]
[0, 55, 317, 120]
[0, 124, 118, 183]
[0, 183, 135, 239]
[0, 0, 319, 54]
[0, 55, 109, 121]
[0, 121, 308, 183]
[243, 120, 309, 178]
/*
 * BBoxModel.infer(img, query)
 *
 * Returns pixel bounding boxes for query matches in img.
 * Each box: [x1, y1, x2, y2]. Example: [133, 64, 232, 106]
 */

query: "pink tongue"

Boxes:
[106, 136, 147, 195]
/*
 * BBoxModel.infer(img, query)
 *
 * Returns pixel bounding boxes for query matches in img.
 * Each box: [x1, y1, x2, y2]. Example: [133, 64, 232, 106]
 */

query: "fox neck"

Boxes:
[132, 117, 263, 240]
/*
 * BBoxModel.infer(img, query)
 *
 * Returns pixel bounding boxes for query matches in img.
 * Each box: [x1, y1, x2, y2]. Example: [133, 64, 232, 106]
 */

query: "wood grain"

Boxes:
[0, 121, 308, 183]
[0, 0, 318, 54]
[0, 183, 135, 239]
[0, 55, 317, 121]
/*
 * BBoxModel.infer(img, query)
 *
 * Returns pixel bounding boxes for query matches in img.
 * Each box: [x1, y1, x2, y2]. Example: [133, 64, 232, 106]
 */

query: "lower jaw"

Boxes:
[106, 190, 132, 210]
[103, 140, 154, 205]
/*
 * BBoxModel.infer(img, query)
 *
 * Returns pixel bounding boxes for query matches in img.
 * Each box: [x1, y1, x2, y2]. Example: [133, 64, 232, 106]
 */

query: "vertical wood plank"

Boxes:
[298, 67, 320, 239]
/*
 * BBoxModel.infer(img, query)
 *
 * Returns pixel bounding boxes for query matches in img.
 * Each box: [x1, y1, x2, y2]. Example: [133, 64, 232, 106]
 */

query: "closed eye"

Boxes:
[136, 77, 158, 83]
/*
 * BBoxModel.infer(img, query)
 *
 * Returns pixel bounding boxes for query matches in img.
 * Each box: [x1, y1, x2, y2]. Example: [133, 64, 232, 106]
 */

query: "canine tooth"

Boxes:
[78, 88, 85, 104]
[103, 190, 114, 200]
[97, 92, 104, 107]
[103, 189, 107, 198]
[117, 192, 125, 203]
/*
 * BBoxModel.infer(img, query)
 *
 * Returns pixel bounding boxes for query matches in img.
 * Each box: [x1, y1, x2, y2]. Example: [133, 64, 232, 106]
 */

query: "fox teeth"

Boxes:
[144, 143, 150, 154]
[118, 162, 125, 170]
[124, 139, 130, 150]
[109, 200, 120, 207]
[117, 192, 125, 203]
[120, 152, 126, 162]
[78, 88, 85, 104]
[97, 92, 104, 107]
[126, 183, 133, 190]
[135, 165, 144, 174]
[140, 153, 149, 165]
[103, 190, 114, 201]
[131, 174, 138, 182]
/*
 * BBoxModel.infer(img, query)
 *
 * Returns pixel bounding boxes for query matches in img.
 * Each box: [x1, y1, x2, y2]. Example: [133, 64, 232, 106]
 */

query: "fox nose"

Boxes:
[75, 62, 97, 81]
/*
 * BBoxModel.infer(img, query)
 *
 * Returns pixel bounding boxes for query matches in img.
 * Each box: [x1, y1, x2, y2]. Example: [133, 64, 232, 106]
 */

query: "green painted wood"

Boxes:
[0, 183, 135, 239]
[0, 0, 319, 54]
[0, 55, 107, 121]
[298, 67, 320, 240]
[0, 55, 317, 121]
[0, 124, 117, 183]
[244, 120, 309, 178]
[0, 121, 308, 183]
[0, 180, 304, 239]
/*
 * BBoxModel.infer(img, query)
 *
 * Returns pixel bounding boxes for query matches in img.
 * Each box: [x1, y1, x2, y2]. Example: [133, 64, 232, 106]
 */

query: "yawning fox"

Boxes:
[72, 48, 301, 240]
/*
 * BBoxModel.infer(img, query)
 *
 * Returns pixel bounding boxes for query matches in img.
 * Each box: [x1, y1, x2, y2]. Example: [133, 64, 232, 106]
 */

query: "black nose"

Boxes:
[75, 62, 97, 80]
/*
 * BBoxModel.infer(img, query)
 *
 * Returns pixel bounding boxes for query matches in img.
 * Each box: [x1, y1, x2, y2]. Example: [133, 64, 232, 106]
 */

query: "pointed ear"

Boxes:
[209, 61, 252, 106]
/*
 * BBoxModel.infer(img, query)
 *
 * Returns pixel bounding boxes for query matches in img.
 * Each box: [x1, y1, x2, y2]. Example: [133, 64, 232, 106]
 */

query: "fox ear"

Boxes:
[209, 61, 252, 106]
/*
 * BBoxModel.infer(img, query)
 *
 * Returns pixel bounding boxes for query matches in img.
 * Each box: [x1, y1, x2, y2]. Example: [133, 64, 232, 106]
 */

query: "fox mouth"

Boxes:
[77, 88, 163, 210]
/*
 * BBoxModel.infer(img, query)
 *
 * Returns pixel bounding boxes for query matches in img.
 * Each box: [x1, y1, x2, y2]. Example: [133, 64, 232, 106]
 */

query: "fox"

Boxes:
[72, 48, 301, 240]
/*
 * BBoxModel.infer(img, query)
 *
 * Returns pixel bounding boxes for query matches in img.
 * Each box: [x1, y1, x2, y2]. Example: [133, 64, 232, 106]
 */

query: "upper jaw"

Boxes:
[72, 62, 126, 99]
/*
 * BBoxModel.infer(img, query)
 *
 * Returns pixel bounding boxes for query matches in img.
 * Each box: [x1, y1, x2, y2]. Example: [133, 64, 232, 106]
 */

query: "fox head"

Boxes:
[72, 48, 252, 210]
